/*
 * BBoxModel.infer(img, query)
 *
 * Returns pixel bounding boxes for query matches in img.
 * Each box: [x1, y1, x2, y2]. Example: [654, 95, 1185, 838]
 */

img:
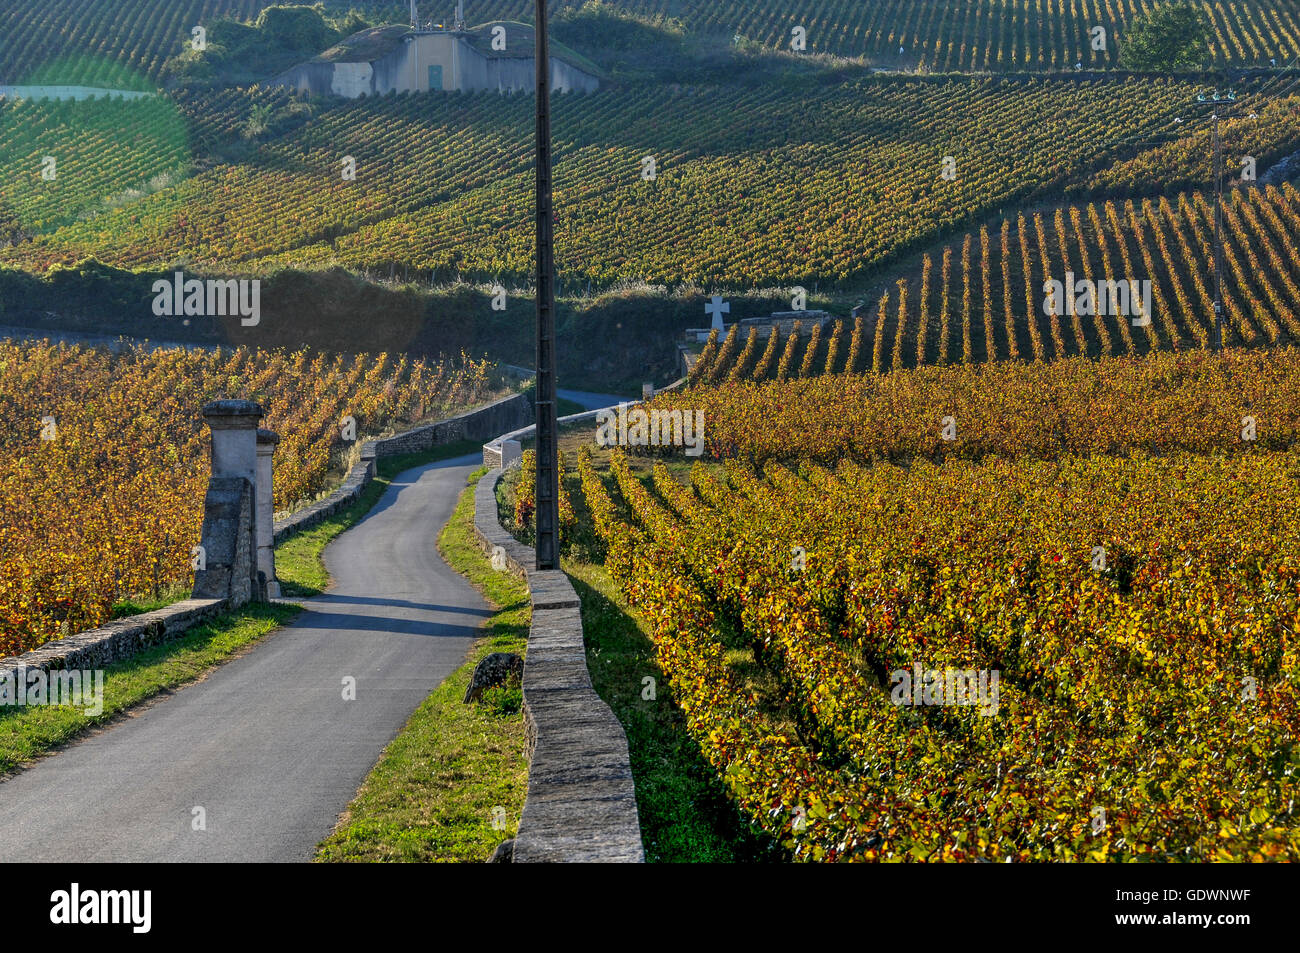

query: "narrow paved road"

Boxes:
[0, 455, 488, 862]
[559, 388, 626, 411]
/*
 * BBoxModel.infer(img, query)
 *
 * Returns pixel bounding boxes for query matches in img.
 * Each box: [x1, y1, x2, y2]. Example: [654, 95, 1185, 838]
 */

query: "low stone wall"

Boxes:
[472, 468, 644, 862]
[0, 598, 229, 684]
[273, 451, 376, 546]
[482, 380, 684, 467]
[372, 392, 532, 459]
[483, 407, 606, 468]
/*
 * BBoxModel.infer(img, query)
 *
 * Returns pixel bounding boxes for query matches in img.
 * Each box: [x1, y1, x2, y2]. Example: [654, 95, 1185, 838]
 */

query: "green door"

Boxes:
[428, 65, 443, 90]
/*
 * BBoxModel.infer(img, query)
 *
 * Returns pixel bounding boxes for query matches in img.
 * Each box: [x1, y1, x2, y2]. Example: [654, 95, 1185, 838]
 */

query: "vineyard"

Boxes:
[0, 339, 496, 656]
[3, 77, 1218, 287]
[645, 0, 1300, 69]
[0, 94, 192, 239]
[555, 348, 1300, 860]
[9, 0, 1300, 83]
[0, 0, 271, 86]
[668, 347, 1300, 461]
[689, 180, 1300, 379]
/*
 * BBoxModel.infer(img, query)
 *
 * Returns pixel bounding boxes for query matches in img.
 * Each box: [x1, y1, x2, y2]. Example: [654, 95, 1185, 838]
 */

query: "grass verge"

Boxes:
[564, 559, 780, 862]
[496, 456, 773, 860]
[315, 468, 530, 862]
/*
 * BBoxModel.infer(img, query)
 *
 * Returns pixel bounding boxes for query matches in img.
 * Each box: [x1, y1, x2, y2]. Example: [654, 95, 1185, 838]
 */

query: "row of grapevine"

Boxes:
[693, 182, 1300, 380]
[0, 0, 271, 85]
[0, 95, 191, 236]
[651, 346, 1300, 462]
[8, 1, 1300, 84]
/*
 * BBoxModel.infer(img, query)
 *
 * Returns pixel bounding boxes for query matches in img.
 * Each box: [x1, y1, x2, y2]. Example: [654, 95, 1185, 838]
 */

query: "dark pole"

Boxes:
[1212, 110, 1225, 352]
[534, 0, 561, 570]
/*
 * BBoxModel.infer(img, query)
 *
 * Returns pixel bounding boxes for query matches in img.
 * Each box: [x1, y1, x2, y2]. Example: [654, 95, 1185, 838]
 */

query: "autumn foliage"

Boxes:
[0, 340, 494, 656]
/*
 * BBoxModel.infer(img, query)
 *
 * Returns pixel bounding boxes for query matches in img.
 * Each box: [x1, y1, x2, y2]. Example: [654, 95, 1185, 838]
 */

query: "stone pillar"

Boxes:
[206, 400, 262, 487]
[500, 438, 522, 469]
[256, 428, 280, 599]
[192, 400, 265, 605]
[642, 382, 654, 400]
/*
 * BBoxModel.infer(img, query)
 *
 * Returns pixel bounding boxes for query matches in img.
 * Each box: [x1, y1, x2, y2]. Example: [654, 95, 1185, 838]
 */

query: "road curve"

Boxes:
[0, 455, 489, 862]
[558, 388, 626, 411]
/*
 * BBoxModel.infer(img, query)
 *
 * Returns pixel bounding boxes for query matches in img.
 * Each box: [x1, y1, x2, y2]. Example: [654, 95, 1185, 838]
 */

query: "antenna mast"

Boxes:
[455, 1, 465, 31]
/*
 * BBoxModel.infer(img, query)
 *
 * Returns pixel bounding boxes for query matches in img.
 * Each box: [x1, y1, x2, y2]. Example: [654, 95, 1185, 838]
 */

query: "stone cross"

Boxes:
[705, 295, 729, 331]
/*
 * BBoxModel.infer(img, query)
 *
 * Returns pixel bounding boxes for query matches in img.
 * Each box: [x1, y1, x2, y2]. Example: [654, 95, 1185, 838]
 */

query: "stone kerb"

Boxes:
[481, 380, 685, 467]
[472, 466, 644, 863]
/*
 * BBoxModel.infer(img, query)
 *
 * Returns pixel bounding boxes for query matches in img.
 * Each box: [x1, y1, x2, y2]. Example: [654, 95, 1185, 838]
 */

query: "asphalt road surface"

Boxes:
[0, 454, 489, 862]
[558, 388, 625, 412]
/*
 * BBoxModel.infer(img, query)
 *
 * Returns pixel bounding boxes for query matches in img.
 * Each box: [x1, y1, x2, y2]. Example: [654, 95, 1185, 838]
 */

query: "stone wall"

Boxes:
[191, 477, 259, 603]
[481, 381, 683, 468]
[483, 406, 605, 468]
[272, 450, 376, 546]
[0, 599, 230, 686]
[472, 467, 644, 862]
[373, 392, 531, 458]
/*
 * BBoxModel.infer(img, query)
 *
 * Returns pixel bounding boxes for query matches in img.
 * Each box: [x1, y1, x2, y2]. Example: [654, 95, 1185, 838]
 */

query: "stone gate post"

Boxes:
[192, 400, 265, 605]
[256, 428, 280, 599]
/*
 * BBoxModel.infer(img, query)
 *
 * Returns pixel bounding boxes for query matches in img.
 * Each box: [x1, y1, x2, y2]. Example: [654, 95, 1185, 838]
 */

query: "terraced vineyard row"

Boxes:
[293, 0, 1300, 70]
[1080, 92, 1300, 197]
[0, 95, 192, 238]
[665, 0, 1300, 69]
[580, 437, 1300, 860]
[693, 182, 1300, 380]
[0, 340, 496, 655]
[3, 77, 1203, 286]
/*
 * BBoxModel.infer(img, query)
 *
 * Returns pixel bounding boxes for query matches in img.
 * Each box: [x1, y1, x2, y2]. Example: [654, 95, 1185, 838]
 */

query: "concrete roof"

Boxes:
[311, 25, 410, 64]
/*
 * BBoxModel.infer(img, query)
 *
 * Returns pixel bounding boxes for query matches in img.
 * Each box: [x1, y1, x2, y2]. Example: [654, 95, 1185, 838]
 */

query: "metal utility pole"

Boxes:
[1212, 109, 1225, 351]
[533, 0, 561, 571]
[1194, 88, 1235, 351]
